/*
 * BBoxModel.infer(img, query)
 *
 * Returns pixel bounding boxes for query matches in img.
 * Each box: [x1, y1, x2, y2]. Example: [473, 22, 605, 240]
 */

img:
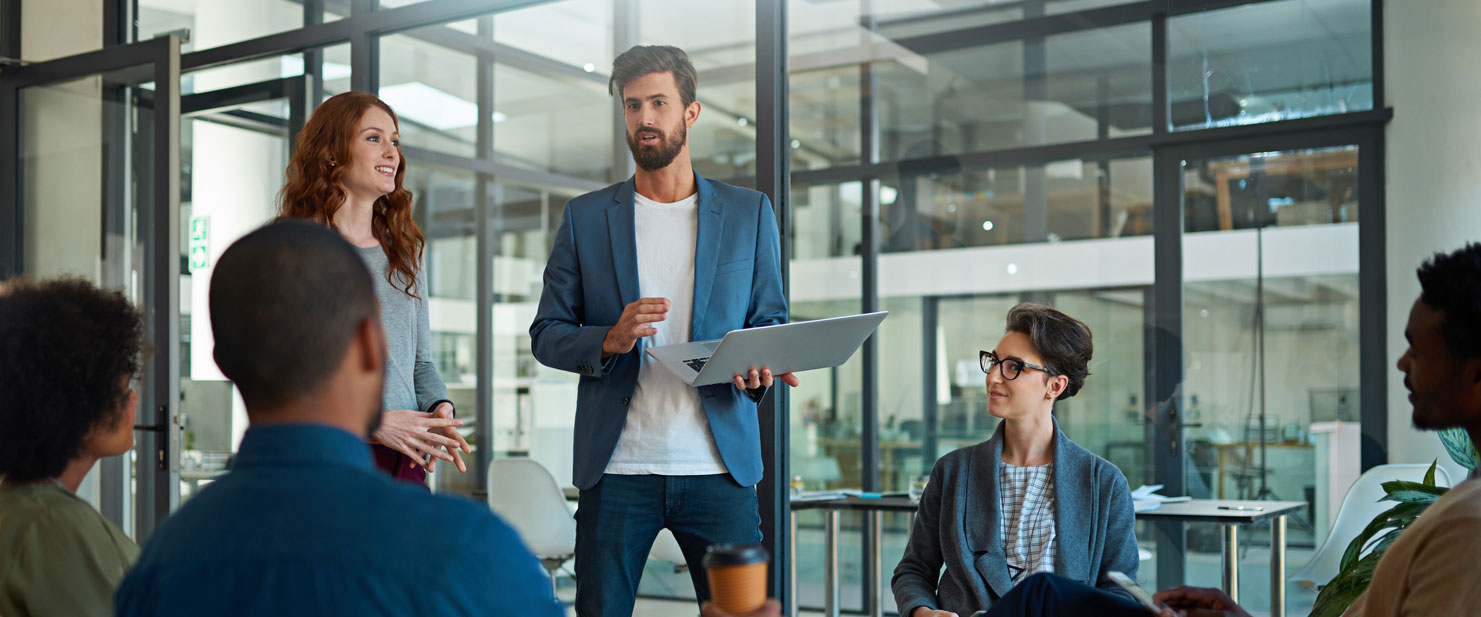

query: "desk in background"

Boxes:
[1138, 499, 1307, 617]
[791, 495, 917, 617]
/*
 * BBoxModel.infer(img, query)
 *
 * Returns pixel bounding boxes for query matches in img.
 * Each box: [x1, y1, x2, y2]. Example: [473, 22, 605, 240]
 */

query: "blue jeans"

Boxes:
[574, 474, 762, 617]
[981, 572, 1149, 617]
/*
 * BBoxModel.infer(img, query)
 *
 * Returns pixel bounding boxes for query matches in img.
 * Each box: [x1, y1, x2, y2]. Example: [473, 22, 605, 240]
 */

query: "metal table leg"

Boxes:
[825, 510, 840, 617]
[1221, 523, 1239, 602]
[790, 510, 798, 617]
[1271, 515, 1286, 617]
[871, 511, 883, 617]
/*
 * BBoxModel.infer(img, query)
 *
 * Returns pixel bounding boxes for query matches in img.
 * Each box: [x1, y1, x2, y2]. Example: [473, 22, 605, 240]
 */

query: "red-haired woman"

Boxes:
[278, 91, 470, 486]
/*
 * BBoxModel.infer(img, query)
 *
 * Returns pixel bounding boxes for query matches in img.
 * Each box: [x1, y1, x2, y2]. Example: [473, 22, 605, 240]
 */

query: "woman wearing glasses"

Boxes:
[892, 303, 1144, 617]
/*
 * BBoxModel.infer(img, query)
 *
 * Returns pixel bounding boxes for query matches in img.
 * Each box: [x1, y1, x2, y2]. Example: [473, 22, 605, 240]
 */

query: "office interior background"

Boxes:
[1, 0, 1478, 615]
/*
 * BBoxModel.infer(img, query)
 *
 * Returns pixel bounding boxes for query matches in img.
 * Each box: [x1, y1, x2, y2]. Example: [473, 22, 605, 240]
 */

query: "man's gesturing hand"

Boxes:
[602, 297, 670, 359]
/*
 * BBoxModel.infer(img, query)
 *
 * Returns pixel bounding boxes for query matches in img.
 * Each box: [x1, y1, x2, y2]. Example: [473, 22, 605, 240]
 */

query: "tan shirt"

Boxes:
[1346, 474, 1481, 617]
[0, 482, 139, 617]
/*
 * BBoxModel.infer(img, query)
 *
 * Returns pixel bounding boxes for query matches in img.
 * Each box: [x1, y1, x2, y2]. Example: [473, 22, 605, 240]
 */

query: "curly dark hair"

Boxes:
[0, 277, 145, 482]
[1005, 302, 1094, 400]
[1417, 242, 1481, 359]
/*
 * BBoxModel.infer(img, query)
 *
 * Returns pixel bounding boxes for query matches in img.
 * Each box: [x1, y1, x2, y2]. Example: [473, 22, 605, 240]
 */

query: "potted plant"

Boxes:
[1312, 428, 1478, 617]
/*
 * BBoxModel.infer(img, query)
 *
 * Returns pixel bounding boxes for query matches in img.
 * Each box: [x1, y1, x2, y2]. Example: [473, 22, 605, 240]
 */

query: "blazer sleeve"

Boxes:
[745, 193, 787, 330]
[892, 459, 948, 617]
[529, 201, 618, 378]
[1094, 467, 1141, 599]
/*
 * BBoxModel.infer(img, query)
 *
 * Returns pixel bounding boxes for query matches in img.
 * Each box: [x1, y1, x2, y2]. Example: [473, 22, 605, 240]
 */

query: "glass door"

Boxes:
[0, 36, 182, 541]
[175, 72, 308, 504]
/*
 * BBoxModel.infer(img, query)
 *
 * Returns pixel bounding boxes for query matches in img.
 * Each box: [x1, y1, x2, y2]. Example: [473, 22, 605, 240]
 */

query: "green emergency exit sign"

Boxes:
[188, 217, 209, 271]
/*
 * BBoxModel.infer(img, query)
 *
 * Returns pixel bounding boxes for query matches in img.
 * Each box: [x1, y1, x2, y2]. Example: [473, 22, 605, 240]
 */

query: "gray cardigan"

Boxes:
[891, 420, 1140, 616]
[357, 246, 450, 413]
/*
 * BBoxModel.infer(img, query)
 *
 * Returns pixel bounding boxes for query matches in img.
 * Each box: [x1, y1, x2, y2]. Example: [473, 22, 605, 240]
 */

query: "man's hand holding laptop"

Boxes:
[732, 366, 800, 390]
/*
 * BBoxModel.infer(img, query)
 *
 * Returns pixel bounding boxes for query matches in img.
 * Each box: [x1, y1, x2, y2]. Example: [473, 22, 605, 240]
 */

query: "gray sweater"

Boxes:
[892, 420, 1140, 616]
[357, 246, 449, 413]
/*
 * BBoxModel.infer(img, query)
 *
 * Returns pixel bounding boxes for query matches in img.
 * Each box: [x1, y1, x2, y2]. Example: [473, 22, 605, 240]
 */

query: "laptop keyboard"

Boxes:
[684, 357, 710, 372]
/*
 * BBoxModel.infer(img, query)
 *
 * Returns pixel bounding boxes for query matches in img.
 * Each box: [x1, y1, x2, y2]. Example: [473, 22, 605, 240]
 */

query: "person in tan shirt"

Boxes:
[1155, 242, 1481, 617]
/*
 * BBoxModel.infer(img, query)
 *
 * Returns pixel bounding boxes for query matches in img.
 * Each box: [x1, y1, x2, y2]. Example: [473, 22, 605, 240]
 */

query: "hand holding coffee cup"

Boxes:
[702, 544, 770, 615]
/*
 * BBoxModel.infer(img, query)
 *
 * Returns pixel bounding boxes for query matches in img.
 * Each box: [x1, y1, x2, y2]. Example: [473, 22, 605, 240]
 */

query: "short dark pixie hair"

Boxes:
[1005, 303, 1094, 400]
[0, 277, 145, 482]
[609, 45, 699, 109]
[1417, 242, 1481, 359]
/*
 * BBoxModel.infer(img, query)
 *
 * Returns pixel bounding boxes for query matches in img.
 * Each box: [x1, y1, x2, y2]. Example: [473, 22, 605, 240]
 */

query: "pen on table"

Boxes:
[1217, 505, 1264, 511]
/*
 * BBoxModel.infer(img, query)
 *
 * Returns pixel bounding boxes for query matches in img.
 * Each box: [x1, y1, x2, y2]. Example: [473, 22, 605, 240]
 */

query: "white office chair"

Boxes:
[488, 457, 577, 593]
[650, 528, 690, 573]
[1290, 463, 1453, 588]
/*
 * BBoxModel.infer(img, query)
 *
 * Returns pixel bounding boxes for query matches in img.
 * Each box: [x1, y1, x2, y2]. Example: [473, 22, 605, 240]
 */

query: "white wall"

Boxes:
[1383, 0, 1481, 482]
[21, 0, 102, 62]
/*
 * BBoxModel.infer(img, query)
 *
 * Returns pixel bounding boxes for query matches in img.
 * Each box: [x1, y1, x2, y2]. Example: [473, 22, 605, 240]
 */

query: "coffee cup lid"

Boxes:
[702, 543, 770, 567]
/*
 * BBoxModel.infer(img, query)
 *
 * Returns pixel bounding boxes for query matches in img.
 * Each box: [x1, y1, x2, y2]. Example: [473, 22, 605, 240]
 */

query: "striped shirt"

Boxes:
[1000, 462, 1056, 584]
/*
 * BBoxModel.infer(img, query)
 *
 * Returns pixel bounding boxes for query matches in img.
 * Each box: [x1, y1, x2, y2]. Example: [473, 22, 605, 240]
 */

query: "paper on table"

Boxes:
[1131, 484, 1191, 512]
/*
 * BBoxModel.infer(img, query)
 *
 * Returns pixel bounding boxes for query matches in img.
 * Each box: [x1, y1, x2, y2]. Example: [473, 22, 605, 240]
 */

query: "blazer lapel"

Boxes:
[1052, 419, 1092, 583]
[968, 424, 1015, 600]
[689, 174, 723, 340]
[607, 178, 640, 310]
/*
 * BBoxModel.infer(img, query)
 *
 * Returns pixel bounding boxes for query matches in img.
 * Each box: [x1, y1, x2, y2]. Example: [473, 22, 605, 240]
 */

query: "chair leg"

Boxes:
[540, 556, 572, 597]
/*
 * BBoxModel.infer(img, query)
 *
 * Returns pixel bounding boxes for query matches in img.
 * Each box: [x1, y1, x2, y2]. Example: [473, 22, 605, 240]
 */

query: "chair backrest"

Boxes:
[487, 457, 577, 558]
[1291, 463, 1453, 586]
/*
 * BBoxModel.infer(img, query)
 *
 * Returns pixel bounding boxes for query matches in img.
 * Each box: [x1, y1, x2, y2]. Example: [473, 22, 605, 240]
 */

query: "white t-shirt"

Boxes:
[604, 191, 729, 476]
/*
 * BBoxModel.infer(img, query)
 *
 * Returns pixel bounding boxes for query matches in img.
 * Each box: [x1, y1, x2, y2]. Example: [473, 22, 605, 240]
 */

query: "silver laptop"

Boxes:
[645, 311, 888, 387]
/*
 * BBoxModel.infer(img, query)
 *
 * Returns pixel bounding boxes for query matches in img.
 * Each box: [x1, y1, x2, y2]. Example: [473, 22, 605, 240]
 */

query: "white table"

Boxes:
[1137, 499, 1308, 617]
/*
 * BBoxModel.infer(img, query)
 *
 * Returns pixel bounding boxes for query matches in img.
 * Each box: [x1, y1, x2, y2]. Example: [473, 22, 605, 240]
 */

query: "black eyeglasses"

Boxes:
[980, 350, 1058, 381]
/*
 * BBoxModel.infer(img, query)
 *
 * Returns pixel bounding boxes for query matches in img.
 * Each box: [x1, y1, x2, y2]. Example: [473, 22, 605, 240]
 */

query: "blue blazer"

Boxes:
[529, 173, 787, 490]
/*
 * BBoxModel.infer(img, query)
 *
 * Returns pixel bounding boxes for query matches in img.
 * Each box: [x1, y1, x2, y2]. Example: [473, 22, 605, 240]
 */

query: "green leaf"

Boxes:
[1314, 550, 1386, 617]
[1424, 460, 1437, 487]
[1339, 502, 1425, 570]
[1379, 480, 1447, 499]
[1383, 489, 1442, 504]
[1439, 428, 1479, 470]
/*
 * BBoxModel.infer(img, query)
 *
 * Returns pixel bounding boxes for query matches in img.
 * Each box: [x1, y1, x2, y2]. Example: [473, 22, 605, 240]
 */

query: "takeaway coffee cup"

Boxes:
[702, 543, 770, 615]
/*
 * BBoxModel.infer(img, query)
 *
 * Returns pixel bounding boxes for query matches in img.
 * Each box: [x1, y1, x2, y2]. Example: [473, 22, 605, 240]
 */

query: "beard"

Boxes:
[627, 121, 687, 171]
[366, 359, 387, 436]
[366, 401, 384, 436]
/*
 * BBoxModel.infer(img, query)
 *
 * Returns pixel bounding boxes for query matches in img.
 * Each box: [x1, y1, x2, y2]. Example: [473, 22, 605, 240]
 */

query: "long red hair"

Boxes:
[278, 91, 424, 297]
